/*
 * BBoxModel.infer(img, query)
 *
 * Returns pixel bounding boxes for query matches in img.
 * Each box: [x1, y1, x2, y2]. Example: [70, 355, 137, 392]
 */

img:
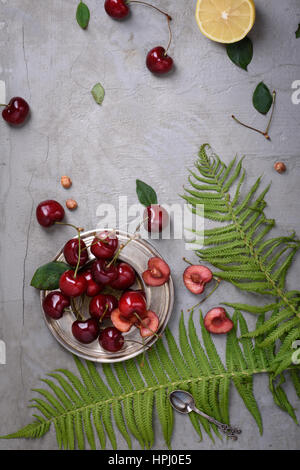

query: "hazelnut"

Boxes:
[61, 175, 72, 189]
[66, 199, 78, 210]
[274, 162, 286, 174]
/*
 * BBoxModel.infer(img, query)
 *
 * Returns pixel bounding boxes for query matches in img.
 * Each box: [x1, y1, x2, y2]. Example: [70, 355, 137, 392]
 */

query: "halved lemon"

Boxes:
[195, 0, 255, 44]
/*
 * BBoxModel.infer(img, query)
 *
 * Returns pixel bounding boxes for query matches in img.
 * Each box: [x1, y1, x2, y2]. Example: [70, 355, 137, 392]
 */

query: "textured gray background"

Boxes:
[0, 0, 300, 450]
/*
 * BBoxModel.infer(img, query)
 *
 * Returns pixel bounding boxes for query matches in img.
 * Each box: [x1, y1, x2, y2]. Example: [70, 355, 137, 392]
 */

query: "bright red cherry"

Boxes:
[89, 294, 118, 321]
[91, 231, 118, 260]
[204, 308, 233, 335]
[183, 265, 213, 295]
[91, 259, 118, 285]
[144, 204, 169, 233]
[36, 200, 65, 227]
[142, 257, 170, 287]
[118, 290, 147, 319]
[110, 262, 136, 290]
[104, 0, 130, 19]
[63, 238, 88, 267]
[72, 318, 99, 344]
[82, 269, 103, 297]
[59, 270, 87, 297]
[2, 97, 30, 125]
[99, 327, 124, 352]
[146, 47, 173, 74]
[42, 291, 70, 319]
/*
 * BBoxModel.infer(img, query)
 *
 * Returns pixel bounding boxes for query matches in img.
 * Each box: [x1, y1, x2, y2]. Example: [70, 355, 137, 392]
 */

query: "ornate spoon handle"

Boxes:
[192, 406, 242, 440]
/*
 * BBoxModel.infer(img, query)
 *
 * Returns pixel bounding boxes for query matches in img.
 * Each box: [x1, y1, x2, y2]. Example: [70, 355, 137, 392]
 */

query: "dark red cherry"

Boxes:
[104, 0, 130, 19]
[89, 294, 118, 321]
[63, 238, 89, 267]
[82, 269, 103, 297]
[146, 47, 173, 74]
[91, 259, 118, 285]
[118, 290, 147, 319]
[36, 200, 65, 227]
[91, 231, 118, 260]
[144, 205, 169, 233]
[99, 327, 124, 352]
[59, 270, 87, 297]
[42, 291, 70, 319]
[72, 318, 99, 344]
[2, 97, 30, 125]
[110, 262, 136, 290]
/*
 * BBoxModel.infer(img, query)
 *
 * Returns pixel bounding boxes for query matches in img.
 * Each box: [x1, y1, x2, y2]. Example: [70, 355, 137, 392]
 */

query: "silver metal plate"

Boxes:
[40, 229, 174, 363]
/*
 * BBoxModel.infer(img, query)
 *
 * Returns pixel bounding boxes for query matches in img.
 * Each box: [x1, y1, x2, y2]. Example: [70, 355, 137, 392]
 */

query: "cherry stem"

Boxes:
[232, 90, 276, 141]
[70, 298, 84, 321]
[133, 312, 160, 338]
[187, 278, 221, 312]
[0, 103, 8, 107]
[165, 15, 172, 54]
[128, 1, 172, 21]
[182, 257, 194, 266]
[54, 222, 83, 278]
[99, 305, 109, 323]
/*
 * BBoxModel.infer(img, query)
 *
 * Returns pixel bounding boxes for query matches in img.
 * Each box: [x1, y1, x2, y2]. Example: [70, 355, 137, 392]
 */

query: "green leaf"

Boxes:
[91, 83, 105, 105]
[30, 262, 70, 290]
[76, 2, 90, 29]
[253, 82, 273, 114]
[296, 24, 300, 38]
[226, 37, 253, 71]
[136, 180, 158, 207]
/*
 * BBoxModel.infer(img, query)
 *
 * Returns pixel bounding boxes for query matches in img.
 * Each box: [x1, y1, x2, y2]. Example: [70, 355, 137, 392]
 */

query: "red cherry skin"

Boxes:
[91, 232, 118, 260]
[63, 238, 89, 267]
[146, 47, 173, 75]
[83, 269, 103, 297]
[2, 97, 30, 125]
[91, 259, 118, 285]
[72, 318, 99, 344]
[138, 310, 159, 338]
[144, 205, 169, 233]
[59, 270, 87, 297]
[118, 291, 147, 318]
[104, 0, 129, 19]
[110, 262, 136, 290]
[89, 294, 118, 320]
[142, 257, 170, 287]
[42, 291, 70, 319]
[36, 200, 65, 227]
[204, 307, 234, 335]
[183, 265, 213, 295]
[99, 327, 124, 352]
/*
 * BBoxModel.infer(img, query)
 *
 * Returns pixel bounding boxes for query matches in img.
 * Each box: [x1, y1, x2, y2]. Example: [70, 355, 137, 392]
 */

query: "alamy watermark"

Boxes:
[0, 340, 6, 365]
[291, 80, 300, 104]
[95, 198, 205, 250]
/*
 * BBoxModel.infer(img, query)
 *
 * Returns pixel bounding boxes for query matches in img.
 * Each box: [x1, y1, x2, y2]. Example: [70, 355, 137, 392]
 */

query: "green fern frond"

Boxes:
[2, 311, 299, 449]
[183, 144, 300, 366]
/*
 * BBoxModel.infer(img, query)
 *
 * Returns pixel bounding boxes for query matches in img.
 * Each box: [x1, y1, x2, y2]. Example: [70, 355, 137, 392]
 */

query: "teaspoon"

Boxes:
[169, 390, 242, 440]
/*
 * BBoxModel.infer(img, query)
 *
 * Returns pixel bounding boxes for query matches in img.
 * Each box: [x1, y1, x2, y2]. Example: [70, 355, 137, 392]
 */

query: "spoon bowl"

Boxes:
[169, 390, 195, 414]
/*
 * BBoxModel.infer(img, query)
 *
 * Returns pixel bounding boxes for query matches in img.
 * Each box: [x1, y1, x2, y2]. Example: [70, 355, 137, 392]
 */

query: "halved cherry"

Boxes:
[204, 308, 233, 335]
[138, 310, 159, 338]
[142, 257, 170, 287]
[118, 290, 147, 319]
[183, 265, 213, 295]
[111, 308, 136, 332]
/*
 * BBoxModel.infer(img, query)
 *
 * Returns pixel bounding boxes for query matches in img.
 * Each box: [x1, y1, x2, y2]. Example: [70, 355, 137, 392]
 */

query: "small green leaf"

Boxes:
[31, 262, 70, 290]
[91, 83, 105, 105]
[76, 2, 90, 30]
[296, 24, 300, 38]
[136, 180, 158, 207]
[253, 82, 273, 114]
[226, 37, 253, 71]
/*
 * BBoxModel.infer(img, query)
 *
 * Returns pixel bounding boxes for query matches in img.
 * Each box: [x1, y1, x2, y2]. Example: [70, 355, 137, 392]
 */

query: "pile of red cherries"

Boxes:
[37, 199, 171, 353]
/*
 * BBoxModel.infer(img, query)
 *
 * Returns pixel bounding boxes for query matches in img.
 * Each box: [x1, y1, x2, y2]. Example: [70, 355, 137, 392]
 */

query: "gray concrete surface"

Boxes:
[0, 0, 300, 450]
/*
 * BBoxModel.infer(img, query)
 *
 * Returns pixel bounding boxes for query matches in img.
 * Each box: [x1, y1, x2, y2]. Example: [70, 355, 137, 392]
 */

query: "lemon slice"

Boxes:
[195, 0, 255, 44]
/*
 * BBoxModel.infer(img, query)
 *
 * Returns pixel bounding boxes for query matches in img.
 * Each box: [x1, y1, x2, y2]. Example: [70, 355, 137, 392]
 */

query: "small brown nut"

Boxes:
[274, 162, 286, 174]
[61, 175, 72, 189]
[66, 199, 78, 210]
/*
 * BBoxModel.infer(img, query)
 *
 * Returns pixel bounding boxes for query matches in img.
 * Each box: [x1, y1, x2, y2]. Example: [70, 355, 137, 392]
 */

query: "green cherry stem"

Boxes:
[73, 228, 82, 278]
[182, 257, 194, 266]
[70, 297, 84, 321]
[99, 305, 109, 324]
[0, 103, 8, 107]
[133, 312, 160, 339]
[187, 278, 221, 312]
